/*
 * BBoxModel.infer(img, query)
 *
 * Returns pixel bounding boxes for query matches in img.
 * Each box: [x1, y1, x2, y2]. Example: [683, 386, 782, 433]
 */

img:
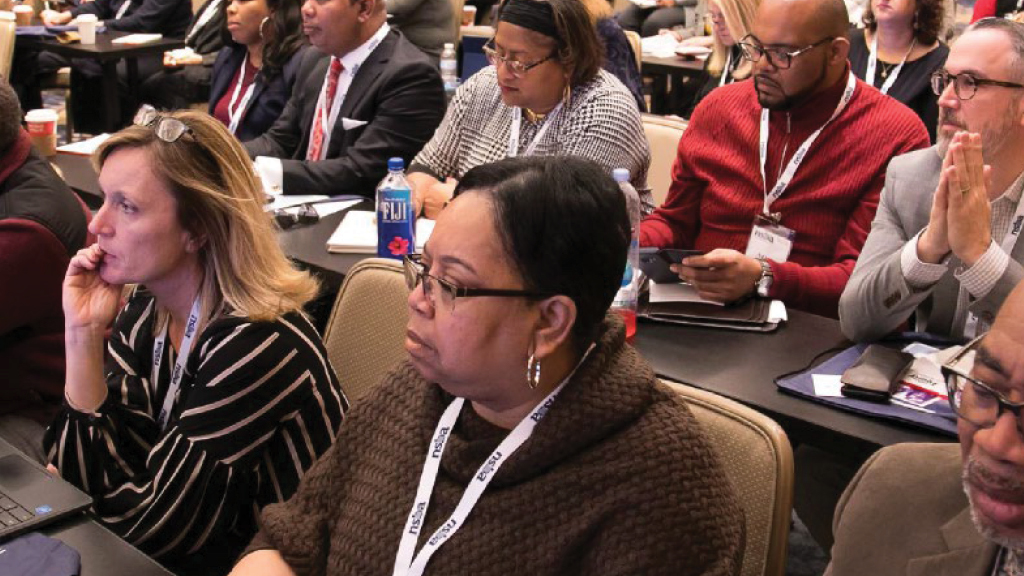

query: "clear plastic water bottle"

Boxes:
[611, 168, 641, 342]
[440, 42, 459, 102]
[376, 157, 415, 260]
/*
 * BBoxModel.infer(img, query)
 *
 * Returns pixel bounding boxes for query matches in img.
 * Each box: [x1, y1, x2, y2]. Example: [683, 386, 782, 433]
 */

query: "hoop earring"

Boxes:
[562, 82, 571, 107]
[259, 16, 269, 41]
[526, 353, 542, 390]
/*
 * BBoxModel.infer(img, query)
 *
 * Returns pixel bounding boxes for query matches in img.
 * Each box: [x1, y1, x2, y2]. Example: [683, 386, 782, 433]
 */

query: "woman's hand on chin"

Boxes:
[63, 244, 122, 334]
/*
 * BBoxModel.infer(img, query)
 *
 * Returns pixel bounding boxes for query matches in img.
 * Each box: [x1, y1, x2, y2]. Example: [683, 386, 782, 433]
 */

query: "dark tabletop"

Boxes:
[44, 515, 174, 576]
[17, 29, 183, 61]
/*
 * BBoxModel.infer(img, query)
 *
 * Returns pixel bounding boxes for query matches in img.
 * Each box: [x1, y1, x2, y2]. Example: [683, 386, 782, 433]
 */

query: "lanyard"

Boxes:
[227, 54, 257, 135]
[152, 296, 201, 431]
[758, 71, 856, 216]
[865, 33, 916, 95]
[185, 0, 221, 44]
[507, 102, 563, 158]
[718, 49, 732, 88]
[392, 348, 591, 576]
[114, 0, 131, 19]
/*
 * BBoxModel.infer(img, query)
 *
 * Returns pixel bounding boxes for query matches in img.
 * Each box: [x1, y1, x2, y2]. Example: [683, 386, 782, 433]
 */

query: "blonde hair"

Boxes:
[579, 0, 611, 21]
[708, 0, 759, 79]
[94, 110, 319, 327]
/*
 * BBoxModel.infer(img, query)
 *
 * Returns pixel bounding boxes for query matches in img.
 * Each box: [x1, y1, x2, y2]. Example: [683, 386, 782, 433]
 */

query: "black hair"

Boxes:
[220, 0, 307, 80]
[454, 156, 630, 352]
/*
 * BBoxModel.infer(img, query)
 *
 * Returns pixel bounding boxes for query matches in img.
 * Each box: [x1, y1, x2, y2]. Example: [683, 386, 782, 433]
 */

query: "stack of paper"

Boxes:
[112, 33, 162, 45]
[326, 210, 433, 254]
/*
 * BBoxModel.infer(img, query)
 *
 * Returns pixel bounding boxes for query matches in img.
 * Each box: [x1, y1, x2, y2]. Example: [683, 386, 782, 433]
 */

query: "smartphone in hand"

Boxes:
[639, 248, 703, 283]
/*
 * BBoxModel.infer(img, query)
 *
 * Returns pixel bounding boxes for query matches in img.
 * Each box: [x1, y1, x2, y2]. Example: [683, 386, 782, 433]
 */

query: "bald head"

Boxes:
[756, 0, 849, 40]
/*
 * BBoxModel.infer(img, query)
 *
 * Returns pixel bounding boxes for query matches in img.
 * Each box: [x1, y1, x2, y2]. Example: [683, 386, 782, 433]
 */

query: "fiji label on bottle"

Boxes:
[377, 188, 415, 260]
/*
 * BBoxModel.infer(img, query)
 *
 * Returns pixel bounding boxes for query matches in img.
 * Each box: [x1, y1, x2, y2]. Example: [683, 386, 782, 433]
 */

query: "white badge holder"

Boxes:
[745, 213, 795, 263]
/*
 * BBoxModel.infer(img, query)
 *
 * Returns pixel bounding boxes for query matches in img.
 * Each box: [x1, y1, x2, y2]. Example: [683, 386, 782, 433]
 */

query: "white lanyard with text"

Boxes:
[392, 350, 591, 576]
[865, 33, 916, 95]
[151, 297, 201, 431]
[114, 0, 131, 19]
[758, 71, 856, 217]
[507, 102, 563, 158]
[964, 193, 1024, 337]
[719, 50, 733, 88]
[227, 54, 257, 135]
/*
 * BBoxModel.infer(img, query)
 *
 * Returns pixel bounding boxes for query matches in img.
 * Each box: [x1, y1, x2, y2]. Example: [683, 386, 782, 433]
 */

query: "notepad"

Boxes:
[111, 33, 162, 45]
[57, 134, 110, 156]
[326, 210, 433, 254]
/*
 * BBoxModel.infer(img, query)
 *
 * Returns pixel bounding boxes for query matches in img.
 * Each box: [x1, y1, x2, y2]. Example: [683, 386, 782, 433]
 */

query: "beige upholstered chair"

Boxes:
[642, 113, 687, 208]
[661, 379, 794, 576]
[0, 13, 14, 80]
[624, 30, 641, 71]
[322, 258, 410, 405]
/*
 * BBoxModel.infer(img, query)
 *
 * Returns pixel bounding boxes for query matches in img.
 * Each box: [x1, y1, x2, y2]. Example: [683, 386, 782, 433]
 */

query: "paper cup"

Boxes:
[77, 13, 97, 44]
[25, 109, 58, 156]
[13, 4, 31, 26]
[461, 5, 476, 26]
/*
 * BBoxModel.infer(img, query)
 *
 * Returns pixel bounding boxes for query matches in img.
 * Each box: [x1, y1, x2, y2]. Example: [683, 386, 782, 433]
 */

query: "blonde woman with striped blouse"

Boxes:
[47, 109, 346, 575]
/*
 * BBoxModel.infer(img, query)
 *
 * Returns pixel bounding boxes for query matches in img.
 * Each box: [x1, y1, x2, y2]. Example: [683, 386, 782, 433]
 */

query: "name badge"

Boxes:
[745, 214, 795, 263]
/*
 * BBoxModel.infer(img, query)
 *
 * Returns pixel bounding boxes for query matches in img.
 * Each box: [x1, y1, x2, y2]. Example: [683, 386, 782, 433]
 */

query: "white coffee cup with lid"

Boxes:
[77, 13, 97, 44]
[12, 4, 32, 26]
[25, 108, 59, 157]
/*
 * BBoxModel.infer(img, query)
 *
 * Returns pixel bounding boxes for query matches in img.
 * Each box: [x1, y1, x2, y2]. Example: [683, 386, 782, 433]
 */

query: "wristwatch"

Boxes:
[755, 258, 774, 298]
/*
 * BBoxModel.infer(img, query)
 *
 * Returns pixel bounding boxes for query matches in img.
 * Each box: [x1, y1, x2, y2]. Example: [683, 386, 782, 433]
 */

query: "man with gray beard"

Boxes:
[826, 278, 1024, 575]
[840, 17, 1024, 342]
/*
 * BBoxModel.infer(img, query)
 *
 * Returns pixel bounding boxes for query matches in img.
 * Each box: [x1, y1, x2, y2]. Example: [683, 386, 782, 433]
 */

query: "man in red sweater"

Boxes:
[639, 0, 930, 317]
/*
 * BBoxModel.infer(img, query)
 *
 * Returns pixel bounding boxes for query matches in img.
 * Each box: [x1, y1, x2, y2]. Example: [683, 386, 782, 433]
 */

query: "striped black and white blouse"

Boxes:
[44, 289, 347, 572]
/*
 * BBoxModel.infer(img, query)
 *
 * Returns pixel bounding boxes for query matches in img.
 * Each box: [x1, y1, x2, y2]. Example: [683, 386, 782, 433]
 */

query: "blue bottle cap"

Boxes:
[388, 157, 405, 171]
[612, 168, 630, 183]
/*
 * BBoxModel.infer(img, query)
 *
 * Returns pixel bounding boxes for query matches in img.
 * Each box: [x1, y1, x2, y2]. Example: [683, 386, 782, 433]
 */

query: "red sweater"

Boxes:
[639, 70, 929, 317]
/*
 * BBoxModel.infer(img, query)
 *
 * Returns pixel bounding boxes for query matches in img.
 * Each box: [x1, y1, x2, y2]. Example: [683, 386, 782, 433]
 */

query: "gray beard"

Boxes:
[963, 456, 1024, 551]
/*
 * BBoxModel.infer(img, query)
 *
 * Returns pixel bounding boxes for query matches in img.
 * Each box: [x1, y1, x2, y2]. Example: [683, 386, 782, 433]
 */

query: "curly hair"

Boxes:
[863, 0, 944, 46]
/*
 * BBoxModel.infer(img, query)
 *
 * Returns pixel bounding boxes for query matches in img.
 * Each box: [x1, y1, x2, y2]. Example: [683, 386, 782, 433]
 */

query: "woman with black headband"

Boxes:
[229, 155, 742, 576]
[407, 0, 652, 219]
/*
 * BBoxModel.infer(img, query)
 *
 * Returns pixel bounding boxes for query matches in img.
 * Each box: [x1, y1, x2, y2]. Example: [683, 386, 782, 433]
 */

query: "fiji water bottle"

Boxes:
[440, 42, 459, 102]
[376, 157, 415, 260]
[611, 168, 641, 342]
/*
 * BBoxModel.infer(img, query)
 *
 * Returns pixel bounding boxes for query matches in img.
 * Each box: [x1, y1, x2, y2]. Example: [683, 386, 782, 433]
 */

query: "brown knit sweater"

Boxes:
[243, 315, 744, 575]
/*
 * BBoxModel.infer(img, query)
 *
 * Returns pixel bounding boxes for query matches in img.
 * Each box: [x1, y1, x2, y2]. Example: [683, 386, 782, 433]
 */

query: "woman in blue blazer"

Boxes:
[209, 0, 307, 142]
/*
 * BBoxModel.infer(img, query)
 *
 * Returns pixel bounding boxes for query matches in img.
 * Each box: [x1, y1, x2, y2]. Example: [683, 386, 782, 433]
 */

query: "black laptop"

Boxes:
[0, 436, 92, 540]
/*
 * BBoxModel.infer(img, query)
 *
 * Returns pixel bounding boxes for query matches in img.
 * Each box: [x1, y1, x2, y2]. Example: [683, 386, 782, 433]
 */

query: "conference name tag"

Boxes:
[745, 215, 795, 263]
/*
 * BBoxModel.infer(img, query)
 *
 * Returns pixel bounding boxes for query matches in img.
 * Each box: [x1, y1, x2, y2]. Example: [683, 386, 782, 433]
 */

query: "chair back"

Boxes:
[0, 13, 15, 80]
[661, 379, 794, 576]
[323, 258, 410, 405]
[642, 113, 687, 208]
[450, 0, 465, 43]
[624, 30, 641, 71]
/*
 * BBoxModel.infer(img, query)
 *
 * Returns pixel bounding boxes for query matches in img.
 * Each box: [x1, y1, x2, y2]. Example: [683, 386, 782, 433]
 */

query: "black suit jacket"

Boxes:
[209, 44, 308, 142]
[184, 0, 226, 56]
[243, 30, 445, 197]
[73, 0, 191, 37]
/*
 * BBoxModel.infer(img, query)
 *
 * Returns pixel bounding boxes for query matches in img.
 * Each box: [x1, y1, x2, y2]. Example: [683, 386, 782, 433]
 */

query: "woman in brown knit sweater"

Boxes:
[230, 156, 744, 576]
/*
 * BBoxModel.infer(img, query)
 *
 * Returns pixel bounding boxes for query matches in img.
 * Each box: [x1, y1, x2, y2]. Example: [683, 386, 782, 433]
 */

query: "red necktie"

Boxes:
[307, 57, 344, 161]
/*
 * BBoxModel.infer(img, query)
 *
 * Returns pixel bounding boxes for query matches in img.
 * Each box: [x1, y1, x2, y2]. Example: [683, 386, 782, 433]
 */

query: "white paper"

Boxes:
[648, 281, 724, 306]
[768, 300, 787, 322]
[812, 374, 844, 397]
[641, 34, 681, 58]
[57, 133, 110, 156]
[111, 33, 163, 45]
[326, 210, 433, 253]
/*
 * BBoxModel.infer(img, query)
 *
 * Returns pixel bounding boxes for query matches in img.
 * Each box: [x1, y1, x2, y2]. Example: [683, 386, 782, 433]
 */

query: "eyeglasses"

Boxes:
[403, 253, 553, 312]
[737, 35, 834, 69]
[133, 104, 194, 143]
[942, 335, 1024, 437]
[482, 43, 555, 77]
[930, 70, 1024, 101]
[272, 204, 320, 230]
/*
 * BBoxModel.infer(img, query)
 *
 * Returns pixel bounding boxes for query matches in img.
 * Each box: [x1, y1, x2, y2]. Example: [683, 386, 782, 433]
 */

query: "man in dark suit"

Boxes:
[244, 0, 445, 197]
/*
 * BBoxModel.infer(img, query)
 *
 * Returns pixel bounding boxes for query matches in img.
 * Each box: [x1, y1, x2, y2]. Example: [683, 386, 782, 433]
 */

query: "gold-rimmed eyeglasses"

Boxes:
[133, 104, 194, 143]
[482, 42, 556, 78]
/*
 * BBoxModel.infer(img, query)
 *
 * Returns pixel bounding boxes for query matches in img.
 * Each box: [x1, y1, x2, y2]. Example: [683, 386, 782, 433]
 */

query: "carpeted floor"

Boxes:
[787, 512, 829, 576]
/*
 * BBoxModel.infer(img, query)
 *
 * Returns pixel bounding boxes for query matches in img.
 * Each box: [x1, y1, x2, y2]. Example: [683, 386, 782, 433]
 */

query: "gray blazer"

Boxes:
[839, 146, 1024, 341]
[385, 0, 454, 58]
[825, 443, 997, 576]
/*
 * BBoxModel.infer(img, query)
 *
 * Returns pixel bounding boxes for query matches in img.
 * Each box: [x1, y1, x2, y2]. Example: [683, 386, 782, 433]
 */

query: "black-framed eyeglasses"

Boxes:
[942, 335, 1024, 436]
[403, 253, 553, 312]
[930, 70, 1024, 101]
[482, 42, 555, 78]
[272, 204, 320, 230]
[133, 104, 194, 143]
[737, 35, 834, 69]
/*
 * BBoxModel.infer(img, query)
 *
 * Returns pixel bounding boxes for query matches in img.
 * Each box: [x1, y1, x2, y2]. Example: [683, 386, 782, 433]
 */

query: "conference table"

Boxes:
[54, 152, 952, 459]
[16, 30, 184, 133]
